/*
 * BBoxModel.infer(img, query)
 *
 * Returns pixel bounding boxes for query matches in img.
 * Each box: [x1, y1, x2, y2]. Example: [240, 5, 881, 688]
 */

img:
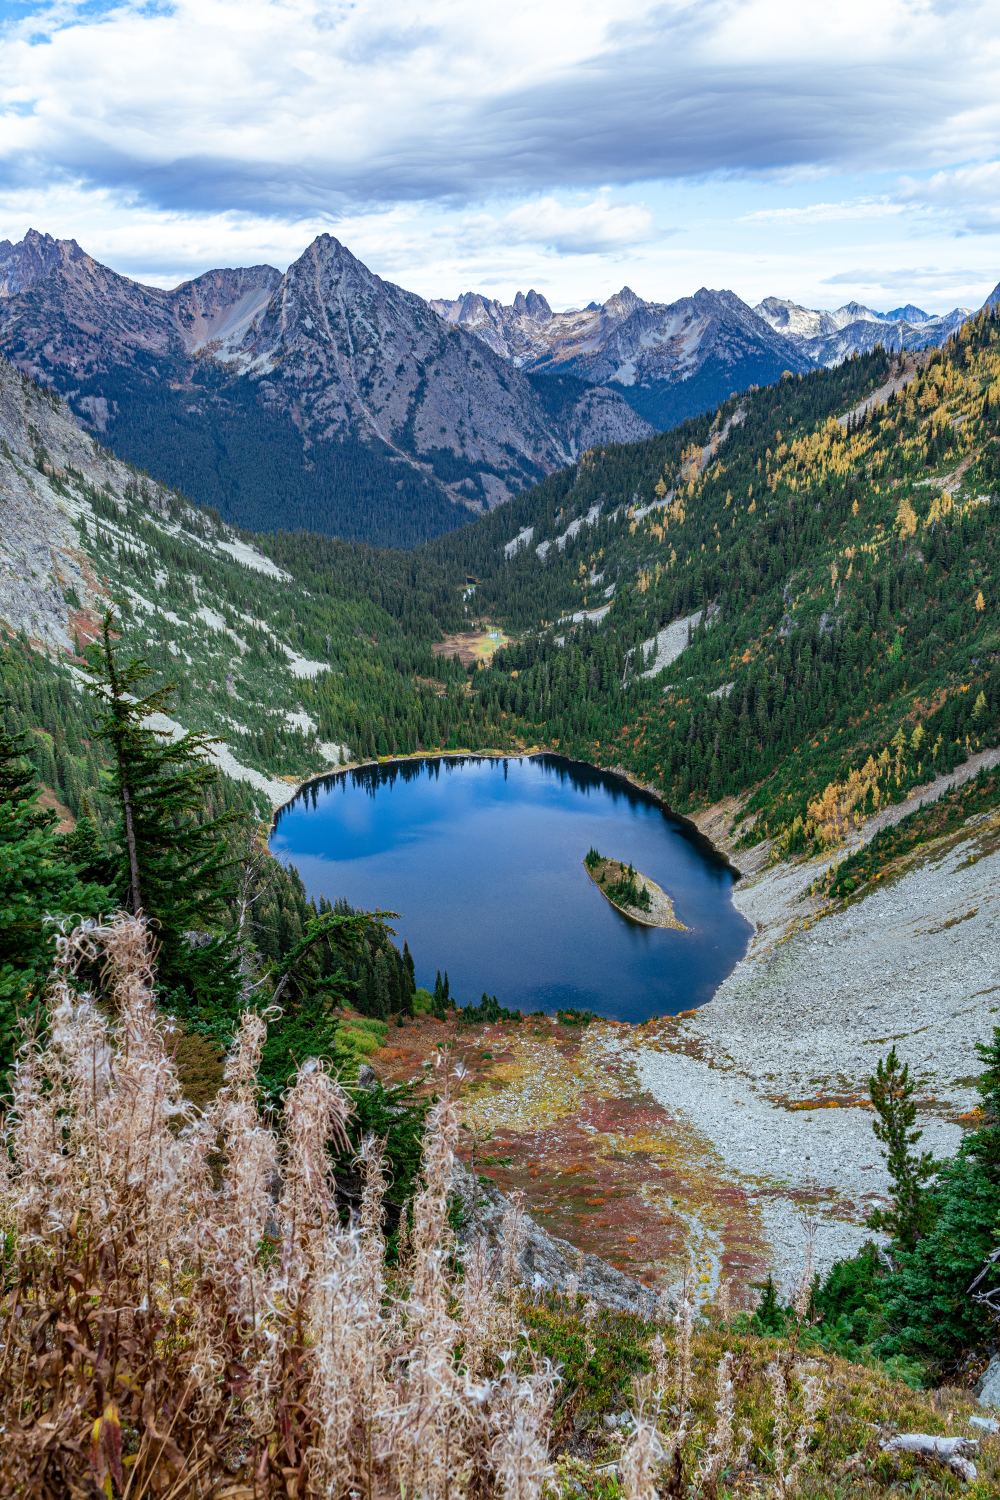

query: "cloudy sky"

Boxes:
[1, 0, 999, 312]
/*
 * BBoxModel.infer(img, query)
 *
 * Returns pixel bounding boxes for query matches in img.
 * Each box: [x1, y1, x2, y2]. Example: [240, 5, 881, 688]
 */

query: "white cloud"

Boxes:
[2, 0, 999, 216]
[498, 192, 655, 254]
[895, 162, 1000, 234]
[740, 198, 908, 226]
[0, 0, 998, 306]
[820, 262, 994, 311]
[0, 180, 325, 282]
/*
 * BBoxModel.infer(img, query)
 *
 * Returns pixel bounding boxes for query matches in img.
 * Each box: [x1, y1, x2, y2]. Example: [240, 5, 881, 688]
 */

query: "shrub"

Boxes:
[412, 985, 435, 1014]
[0, 915, 556, 1497]
[0, 915, 990, 1495]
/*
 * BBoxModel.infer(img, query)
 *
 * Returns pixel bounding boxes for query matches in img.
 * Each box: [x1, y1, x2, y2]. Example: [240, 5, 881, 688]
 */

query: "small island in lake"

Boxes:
[583, 848, 688, 930]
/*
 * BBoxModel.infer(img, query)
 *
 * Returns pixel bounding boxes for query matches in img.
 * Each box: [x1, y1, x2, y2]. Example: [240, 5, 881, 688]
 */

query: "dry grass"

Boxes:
[0, 914, 994, 1497]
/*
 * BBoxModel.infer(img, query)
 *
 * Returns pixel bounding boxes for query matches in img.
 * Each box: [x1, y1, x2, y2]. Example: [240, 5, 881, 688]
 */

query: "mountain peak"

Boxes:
[273, 233, 388, 308]
[691, 287, 748, 317]
[310, 232, 344, 249]
[884, 303, 931, 324]
[512, 289, 552, 321]
[310, 232, 356, 259]
[0, 228, 86, 297]
[23, 226, 63, 248]
[603, 286, 642, 318]
[836, 300, 880, 322]
[303, 232, 372, 276]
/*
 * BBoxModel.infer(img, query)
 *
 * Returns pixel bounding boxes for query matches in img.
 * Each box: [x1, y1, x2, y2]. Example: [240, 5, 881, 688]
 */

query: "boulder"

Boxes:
[976, 1354, 1000, 1409]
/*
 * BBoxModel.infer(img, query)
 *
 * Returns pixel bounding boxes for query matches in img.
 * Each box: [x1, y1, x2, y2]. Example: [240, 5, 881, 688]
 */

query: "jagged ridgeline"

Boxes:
[0, 232, 652, 547]
[4, 229, 985, 551]
[430, 318, 999, 852]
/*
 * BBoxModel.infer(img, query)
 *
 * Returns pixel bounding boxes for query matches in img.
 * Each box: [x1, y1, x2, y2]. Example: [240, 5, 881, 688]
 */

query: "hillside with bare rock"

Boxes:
[0, 231, 651, 546]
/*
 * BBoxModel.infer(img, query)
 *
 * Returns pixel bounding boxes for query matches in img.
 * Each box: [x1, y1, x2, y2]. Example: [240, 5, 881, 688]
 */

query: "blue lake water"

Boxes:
[269, 754, 752, 1023]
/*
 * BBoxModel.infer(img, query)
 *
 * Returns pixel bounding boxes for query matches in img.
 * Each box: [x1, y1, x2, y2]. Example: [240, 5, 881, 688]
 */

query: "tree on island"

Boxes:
[606, 862, 652, 913]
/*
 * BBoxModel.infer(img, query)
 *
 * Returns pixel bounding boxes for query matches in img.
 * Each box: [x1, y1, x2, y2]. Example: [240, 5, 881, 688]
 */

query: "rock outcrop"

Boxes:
[453, 1161, 659, 1317]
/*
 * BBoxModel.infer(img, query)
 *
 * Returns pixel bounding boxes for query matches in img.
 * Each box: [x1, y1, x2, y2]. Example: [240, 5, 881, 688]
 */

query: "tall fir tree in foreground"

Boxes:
[866, 1046, 936, 1250]
[0, 707, 107, 1065]
[83, 616, 242, 1030]
[821, 1028, 1000, 1369]
[874, 1027, 1000, 1364]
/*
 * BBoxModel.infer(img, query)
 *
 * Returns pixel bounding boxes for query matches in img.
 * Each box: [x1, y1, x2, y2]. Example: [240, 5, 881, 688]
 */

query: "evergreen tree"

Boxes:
[402, 940, 416, 991]
[432, 969, 449, 1020]
[62, 812, 115, 890]
[833, 1031, 1000, 1367]
[83, 617, 242, 1029]
[866, 1047, 936, 1250]
[968, 1024, 1000, 1171]
[0, 710, 107, 1065]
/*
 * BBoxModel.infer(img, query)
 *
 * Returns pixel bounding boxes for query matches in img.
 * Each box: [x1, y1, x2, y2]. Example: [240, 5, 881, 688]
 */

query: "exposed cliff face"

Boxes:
[430, 287, 559, 364]
[167, 265, 282, 353]
[229, 236, 584, 510]
[0, 232, 283, 378]
[0, 232, 651, 542]
[0, 231, 181, 383]
[0, 228, 76, 297]
[0, 359, 102, 652]
[0, 353, 344, 807]
[432, 284, 649, 370]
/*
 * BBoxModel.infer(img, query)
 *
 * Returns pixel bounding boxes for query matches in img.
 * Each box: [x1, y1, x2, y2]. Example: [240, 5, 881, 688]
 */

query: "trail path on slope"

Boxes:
[842, 746, 1000, 849]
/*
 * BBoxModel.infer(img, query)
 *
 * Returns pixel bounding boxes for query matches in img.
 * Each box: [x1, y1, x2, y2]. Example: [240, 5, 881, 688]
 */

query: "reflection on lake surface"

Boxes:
[270, 754, 752, 1023]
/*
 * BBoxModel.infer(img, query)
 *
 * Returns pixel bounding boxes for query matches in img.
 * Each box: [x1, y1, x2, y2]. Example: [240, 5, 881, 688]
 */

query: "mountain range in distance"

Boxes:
[431, 285, 975, 398]
[1, 227, 997, 548]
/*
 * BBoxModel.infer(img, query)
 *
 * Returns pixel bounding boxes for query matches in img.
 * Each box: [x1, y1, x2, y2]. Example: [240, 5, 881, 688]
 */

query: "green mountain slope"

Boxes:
[0, 355, 508, 820]
[432, 322, 999, 857]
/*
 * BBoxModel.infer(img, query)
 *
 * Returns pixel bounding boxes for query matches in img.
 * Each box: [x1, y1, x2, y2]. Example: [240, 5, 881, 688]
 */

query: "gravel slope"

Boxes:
[618, 816, 1000, 1293]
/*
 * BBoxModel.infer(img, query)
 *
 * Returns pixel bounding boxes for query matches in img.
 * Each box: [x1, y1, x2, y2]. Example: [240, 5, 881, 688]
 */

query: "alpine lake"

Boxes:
[270, 753, 752, 1024]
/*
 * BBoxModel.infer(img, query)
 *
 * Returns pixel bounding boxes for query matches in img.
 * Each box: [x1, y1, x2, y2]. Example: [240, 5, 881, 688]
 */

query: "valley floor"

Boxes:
[377, 791, 1000, 1302]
